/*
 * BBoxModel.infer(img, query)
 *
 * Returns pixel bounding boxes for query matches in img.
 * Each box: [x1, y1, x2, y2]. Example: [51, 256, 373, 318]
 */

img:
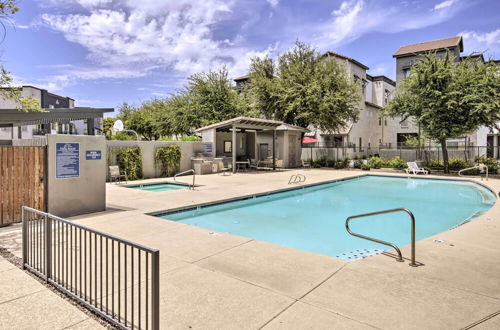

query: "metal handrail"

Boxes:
[174, 169, 195, 189]
[458, 164, 488, 181]
[288, 174, 306, 184]
[345, 208, 417, 267]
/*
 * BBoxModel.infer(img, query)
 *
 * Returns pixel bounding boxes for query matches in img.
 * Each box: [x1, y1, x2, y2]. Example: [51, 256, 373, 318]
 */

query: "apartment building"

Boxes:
[0, 85, 111, 142]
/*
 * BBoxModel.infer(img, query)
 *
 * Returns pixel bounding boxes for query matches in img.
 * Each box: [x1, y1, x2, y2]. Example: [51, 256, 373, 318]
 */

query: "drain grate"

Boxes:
[336, 248, 385, 261]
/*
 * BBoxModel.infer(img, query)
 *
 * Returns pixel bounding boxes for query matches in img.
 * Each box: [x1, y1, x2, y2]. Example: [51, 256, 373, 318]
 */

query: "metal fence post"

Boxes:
[22, 207, 28, 270]
[151, 250, 160, 330]
[44, 214, 52, 282]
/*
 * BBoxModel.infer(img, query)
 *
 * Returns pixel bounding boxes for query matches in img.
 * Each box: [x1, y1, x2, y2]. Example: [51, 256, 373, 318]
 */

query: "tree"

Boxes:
[102, 117, 116, 140]
[385, 52, 500, 173]
[0, 0, 40, 112]
[248, 41, 360, 132]
[117, 102, 161, 141]
[187, 66, 247, 126]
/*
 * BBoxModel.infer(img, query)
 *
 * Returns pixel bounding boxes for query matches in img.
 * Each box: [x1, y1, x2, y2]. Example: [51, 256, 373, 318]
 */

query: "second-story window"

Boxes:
[384, 89, 391, 104]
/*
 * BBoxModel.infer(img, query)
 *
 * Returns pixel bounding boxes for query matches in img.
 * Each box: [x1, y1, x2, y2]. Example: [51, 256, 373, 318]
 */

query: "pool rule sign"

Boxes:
[56, 142, 80, 179]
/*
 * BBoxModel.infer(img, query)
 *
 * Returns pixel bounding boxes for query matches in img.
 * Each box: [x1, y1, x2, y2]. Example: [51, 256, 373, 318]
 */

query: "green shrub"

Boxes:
[361, 163, 371, 171]
[368, 156, 384, 169]
[116, 147, 143, 180]
[326, 159, 335, 168]
[448, 158, 470, 171]
[313, 157, 328, 167]
[475, 156, 499, 173]
[389, 156, 408, 169]
[155, 145, 182, 176]
[334, 158, 350, 169]
[425, 159, 444, 170]
[312, 161, 321, 168]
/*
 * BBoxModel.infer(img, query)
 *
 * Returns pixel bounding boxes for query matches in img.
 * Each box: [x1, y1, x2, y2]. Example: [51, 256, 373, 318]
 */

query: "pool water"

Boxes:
[157, 176, 495, 260]
[129, 183, 188, 192]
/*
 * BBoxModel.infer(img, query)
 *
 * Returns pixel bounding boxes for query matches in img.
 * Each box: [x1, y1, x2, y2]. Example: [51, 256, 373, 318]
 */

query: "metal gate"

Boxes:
[0, 146, 46, 225]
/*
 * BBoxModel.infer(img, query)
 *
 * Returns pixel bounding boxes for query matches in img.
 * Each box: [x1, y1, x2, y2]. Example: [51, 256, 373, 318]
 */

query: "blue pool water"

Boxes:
[157, 176, 495, 260]
[129, 183, 188, 192]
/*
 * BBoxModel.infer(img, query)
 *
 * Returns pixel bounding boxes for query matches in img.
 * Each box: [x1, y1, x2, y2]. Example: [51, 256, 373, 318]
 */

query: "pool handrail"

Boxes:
[458, 163, 488, 181]
[345, 208, 417, 267]
[174, 169, 195, 190]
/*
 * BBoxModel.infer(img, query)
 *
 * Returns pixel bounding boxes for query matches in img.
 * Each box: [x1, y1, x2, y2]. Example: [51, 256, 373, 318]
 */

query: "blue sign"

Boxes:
[86, 150, 102, 160]
[204, 143, 213, 153]
[56, 143, 80, 179]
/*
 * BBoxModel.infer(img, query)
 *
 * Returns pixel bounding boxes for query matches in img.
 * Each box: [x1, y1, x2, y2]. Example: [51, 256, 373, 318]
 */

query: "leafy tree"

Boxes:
[385, 52, 500, 173]
[187, 66, 247, 126]
[0, 0, 40, 112]
[248, 41, 360, 132]
[102, 117, 116, 140]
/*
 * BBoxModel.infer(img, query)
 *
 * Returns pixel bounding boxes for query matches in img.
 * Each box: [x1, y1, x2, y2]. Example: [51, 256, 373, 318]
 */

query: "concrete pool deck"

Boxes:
[2, 169, 500, 329]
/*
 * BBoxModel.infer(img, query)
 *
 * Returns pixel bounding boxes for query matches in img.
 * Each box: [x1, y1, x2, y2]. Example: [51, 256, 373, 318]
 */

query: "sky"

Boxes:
[3, 0, 499, 114]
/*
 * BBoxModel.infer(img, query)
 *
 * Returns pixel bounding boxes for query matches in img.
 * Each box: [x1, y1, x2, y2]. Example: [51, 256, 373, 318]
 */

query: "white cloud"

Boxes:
[433, 0, 457, 11]
[460, 29, 500, 58]
[314, 0, 465, 49]
[266, 0, 279, 8]
[40, 0, 265, 83]
[75, 99, 101, 106]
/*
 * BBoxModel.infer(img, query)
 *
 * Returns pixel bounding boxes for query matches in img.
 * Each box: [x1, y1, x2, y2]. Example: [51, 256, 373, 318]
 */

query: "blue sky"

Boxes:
[4, 0, 499, 114]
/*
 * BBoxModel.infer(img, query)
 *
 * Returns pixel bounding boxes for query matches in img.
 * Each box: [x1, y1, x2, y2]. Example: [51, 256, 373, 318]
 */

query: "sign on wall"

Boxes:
[85, 150, 102, 160]
[56, 142, 80, 179]
[204, 143, 213, 153]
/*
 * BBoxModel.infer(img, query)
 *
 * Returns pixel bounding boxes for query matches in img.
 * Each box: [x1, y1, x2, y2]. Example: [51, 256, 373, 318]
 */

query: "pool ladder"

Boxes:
[174, 169, 195, 190]
[345, 208, 417, 267]
[288, 174, 306, 184]
[458, 163, 488, 181]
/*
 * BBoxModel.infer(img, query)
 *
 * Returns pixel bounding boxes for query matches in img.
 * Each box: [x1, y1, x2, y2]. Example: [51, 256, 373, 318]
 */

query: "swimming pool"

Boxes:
[157, 175, 496, 260]
[129, 182, 188, 192]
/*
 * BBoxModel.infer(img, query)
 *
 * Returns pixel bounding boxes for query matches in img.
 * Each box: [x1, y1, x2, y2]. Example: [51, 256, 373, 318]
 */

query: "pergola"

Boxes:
[0, 107, 114, 137]
[195, 117, 283, 173]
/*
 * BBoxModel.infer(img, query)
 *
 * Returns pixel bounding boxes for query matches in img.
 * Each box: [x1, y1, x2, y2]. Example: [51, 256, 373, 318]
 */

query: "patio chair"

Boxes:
[275, 159, 284, 171]
[302, 159, 311, 169]
[109, 165, 128, 183]
[249, 158, 258, 170]
[217, 160, 232, 176]
[406, 162, 428, 175]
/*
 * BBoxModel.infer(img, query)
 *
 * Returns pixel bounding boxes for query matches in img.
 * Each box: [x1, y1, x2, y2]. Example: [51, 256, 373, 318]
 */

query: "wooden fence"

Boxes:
[0, 146, 46, 225]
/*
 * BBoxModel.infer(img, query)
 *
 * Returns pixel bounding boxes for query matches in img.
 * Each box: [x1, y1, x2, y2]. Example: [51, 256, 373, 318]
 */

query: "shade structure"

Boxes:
[302, 137, 317, 144]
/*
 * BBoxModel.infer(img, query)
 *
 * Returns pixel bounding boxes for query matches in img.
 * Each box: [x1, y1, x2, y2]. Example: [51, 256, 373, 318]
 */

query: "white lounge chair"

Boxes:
[302, 159, 311, 169]
[406, 162, 428, 175]
[217, 160, 232, 175]
[109, 165, 128, 183]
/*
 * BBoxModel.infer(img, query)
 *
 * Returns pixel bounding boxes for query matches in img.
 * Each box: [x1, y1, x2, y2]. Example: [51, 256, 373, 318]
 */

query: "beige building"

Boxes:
[307, 52, 397, 150]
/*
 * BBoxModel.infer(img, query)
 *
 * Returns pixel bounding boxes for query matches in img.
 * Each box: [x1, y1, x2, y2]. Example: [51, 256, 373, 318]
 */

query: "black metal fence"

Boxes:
[302, 144, 500, 163]
[22, 206, 160, 330]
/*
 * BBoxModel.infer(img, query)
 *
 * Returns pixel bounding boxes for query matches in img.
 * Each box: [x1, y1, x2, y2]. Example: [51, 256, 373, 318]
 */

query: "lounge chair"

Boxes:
[302, 159, 311, 169]
[217, 160, 232, 175]
[406, 162, 428, 175]
[109, 165, 128, 183]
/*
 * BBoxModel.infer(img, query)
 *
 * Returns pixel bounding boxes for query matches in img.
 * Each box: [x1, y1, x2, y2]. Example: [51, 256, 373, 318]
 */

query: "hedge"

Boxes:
[155, 145, 182, 177]
[116, 147, 143, 180]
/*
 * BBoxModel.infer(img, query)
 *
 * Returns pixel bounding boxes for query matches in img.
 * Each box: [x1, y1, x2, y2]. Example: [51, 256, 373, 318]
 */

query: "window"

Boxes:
[359, 137, 362, 151]
[224, 140, 232, 153]
[384, 89, 391, 105]
[400, 118, 409, 128]
[384, 119, 387, 126]
[403, 68, 411, 78]
[378, 118, 382, 126]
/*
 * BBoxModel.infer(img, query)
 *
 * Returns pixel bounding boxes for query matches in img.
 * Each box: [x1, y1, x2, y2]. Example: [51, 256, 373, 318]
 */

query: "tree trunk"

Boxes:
[440, 138, 449, 173]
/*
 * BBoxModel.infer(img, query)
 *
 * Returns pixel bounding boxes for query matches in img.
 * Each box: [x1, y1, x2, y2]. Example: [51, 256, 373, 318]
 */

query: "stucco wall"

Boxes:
[106, 140, 204, 178]
[46, 135, 106, 217]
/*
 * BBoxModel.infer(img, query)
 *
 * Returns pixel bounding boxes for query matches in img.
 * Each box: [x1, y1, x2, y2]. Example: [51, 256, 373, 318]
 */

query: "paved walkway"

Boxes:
[1, 169, 499, 329]
[0, 253, 105, 329]
[72, 169, 500, 329]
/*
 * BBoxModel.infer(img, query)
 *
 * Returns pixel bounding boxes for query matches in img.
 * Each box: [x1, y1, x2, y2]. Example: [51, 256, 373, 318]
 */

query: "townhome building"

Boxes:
[0, 85, 112, 143]
[392, 36, 499, 158]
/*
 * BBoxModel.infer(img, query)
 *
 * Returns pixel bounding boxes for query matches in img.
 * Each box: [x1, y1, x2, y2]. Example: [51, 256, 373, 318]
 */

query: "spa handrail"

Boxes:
[458, 163, 488, 181]
[174, 169, 195, 190]
[345, 208, 417, 267]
